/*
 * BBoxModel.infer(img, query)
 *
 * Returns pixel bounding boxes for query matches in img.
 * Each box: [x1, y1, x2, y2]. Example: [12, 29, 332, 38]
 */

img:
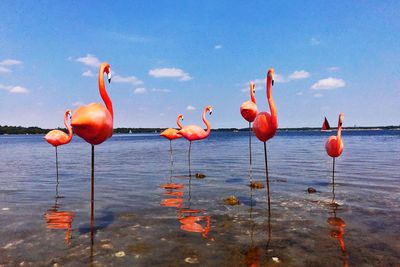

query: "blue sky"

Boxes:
[1, 1, 399, 128]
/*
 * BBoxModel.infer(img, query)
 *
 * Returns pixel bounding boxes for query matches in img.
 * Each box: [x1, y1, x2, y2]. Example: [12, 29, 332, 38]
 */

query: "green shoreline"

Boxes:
[1, 125, 399, 135]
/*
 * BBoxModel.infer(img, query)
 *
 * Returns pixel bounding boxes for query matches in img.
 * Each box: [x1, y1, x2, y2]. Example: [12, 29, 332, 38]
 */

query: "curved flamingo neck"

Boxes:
[202, 108, 211, 136]
[176, 116, 183, 129]
[250, 84, 256, 103]
[64, 112, 73, 142]
[98, 63, 113, 118]
[266, 75, 277, 126]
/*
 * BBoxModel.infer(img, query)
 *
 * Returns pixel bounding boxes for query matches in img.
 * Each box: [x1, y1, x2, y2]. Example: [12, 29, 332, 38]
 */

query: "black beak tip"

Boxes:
[272, 80, 275, 86]
[210, 111, 212, 115]
[108, 78, 111, 84]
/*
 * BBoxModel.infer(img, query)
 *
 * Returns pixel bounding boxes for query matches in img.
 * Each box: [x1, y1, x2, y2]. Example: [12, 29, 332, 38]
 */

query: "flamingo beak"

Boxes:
[272, 79, 275, 86]
[107, 72, 112, 83]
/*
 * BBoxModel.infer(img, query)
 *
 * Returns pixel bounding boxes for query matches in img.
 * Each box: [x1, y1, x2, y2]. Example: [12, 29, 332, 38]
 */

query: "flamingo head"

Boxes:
[250, 82, 256, 94]
[205, 105, 213, 115]
[66, 109, 72, 119]
[178, 114, 184, 120]
[101, 62, 112, 83]
[267, 68, 275, 86]
[338, 113, 344, 127]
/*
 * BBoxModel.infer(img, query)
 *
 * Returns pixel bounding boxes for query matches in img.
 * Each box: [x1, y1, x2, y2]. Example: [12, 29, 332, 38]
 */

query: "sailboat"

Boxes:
[322, 117, 331, 131]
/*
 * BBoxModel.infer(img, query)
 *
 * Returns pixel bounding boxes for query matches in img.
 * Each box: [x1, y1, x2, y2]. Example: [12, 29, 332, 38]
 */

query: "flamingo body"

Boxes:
[71, 62, 113, 145]
[178, 125, 209, 141]
[71, 103, 113, 145]
[252, 111, 277, 143]
[325, 136, 343, 158]
[44, 110, 73, 147]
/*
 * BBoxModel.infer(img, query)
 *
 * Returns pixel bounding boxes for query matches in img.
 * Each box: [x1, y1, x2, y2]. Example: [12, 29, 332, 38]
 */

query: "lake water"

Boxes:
[0, 130, 399, 266]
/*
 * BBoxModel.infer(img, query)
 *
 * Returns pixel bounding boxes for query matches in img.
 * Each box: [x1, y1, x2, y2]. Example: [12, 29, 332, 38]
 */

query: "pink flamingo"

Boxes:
[44, 109, 73, 178]
[178, 106, 213, 170]
[70, 62, 113, 232]
[240, 82, 258, 180]
[160, 114, 184, 164]
[325, 113, 344, 184]
[252, 69, 277, 210]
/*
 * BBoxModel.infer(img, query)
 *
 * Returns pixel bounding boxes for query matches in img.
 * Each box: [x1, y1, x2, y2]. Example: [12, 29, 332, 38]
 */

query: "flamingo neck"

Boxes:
[64, 112, 73, 142]
[250, 85, 256, 104]
[202, 109, 211, 137]
[337, 122, 342, 142]
[98, 64, 113, 118]
[266, 76, 277, 126]
[177, 116, 183, 129]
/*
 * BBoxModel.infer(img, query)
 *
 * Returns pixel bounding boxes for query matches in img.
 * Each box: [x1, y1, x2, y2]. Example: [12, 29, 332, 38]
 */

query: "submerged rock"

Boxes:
[115, 251, 125, 257]
[250, 181, 265, 189]
[195, 173, 206, 179]
[185, 256, 199, 264]
[307, 187, 317, 193]
[224, 195, 240, 206]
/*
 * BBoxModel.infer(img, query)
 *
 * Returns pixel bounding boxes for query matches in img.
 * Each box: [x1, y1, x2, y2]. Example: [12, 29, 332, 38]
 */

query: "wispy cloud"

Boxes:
[310, 37, 320, 46]
[76, 54, 101, 68]
[214, 44, 223, 50]
[82, 70, 95, 77]
[311, 77, 345, 90]
[113, 75, 143, 85]
[134, 87, 147, 94]
[327, 66, 340, 72]
[149, 68, 192, 81]
[313, 93, 323, 98]
[186, 105, 196, 111]
[288, 70, 310, 80]
[0, 84, 29, 94]
[0, 59, 22, 73]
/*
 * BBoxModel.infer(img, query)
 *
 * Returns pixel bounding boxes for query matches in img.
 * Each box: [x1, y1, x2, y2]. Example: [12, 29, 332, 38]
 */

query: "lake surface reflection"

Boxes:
[0, 130, 399, 266]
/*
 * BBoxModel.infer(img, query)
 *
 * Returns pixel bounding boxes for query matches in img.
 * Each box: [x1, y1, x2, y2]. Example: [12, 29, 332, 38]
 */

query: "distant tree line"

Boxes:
[1, 125, 399, 135]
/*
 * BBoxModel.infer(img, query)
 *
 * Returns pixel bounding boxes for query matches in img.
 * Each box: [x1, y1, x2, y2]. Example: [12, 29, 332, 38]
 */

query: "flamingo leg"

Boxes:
[169, 140, 173, 166]
[188, 141, 192, 177]
[90, 144, 95, 245]
[264, 142, 271, 212]
[55, 146, 59, 181]
[332, 157, 335, 187]
[249, 122, 253, 183]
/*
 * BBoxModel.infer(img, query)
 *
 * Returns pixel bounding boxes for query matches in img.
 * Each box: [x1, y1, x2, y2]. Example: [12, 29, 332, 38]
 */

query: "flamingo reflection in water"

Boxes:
[43, 178, 75, 245]
[327, 178, 348, 266]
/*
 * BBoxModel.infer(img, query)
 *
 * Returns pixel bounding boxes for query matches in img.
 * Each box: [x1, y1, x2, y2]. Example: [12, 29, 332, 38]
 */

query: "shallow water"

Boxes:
[0, 130, 399, 266]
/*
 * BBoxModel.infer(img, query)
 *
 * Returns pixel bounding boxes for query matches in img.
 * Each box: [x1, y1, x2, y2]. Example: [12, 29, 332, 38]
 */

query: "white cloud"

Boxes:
[327, 66, 340, 72]
[82, 70, 95, 77]
[296, 91, 303, 96]
[149, 68, 192, 81]
[310, 37, 320, 46]
[313, 93, 323, 98]
[0, 84, 29, 94]
[311, 77, 345, 90]
[72, 101, 85, 107]
[76, 54, 101, 68]
[214, 44, 223, 50]
[0, 59, 22, 66]
[186, 105, 196, 111]
[113, 75, 143, 85]
[288, 70, 310, 80]
[0, 59, 22, 73]
[0, 66, 11, 73]
[134, 87, 147, 94]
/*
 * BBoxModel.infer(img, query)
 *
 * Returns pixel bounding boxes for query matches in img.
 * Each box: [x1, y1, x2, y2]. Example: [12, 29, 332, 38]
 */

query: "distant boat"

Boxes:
[129, 130, 132, 134]
[322, 117, 331, 131]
